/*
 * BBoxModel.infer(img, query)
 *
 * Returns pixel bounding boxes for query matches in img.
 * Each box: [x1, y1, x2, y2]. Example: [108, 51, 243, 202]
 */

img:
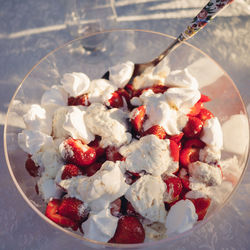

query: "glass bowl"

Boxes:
[4, 29, 249, 249]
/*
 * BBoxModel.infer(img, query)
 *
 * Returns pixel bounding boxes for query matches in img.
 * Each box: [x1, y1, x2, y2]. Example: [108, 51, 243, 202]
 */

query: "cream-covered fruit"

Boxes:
[19, 60, 232, 244]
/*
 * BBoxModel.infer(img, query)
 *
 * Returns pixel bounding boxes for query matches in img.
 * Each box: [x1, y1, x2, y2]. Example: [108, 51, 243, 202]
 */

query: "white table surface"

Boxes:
[0, 0, 250, 249]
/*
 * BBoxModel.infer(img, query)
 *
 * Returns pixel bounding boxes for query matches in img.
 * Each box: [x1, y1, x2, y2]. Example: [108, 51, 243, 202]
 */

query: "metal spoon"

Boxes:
[103, 0, 234, 80]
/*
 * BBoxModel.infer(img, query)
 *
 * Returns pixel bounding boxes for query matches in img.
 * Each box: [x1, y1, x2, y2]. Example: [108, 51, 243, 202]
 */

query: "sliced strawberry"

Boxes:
[162, 175, 183, 203]
[180, 147, 199, 168]
[150, 84, 168, 94]
[109, 216, 145, 244]
[143, 125, 166, 139]
[125, 201, 141, 217]
[130, 105, 146, 133]
[61, 164, 85, 180]
[188, 101, 203, 116]
[60, 138, 96, 168]
[25, 156, 40, 177]
[197, 108, 214, 122]
[110, 198, 122, 217]
[187, 197, 211, 221]
[68, 94, 89, 106]
[88, 136, 105, 158]
[169, 140, 180, 162]
[199, 94, 211, 103]
[183, 117, 203, 138]
[85, 162, 102, 177]
[178, 168, 190, 191]
[183, 138, 205, 149]
[45, 199, 78, 230]
[58, 197, 88, 223]
[106, 146, 124, 162]
[169, 133, 184, 144]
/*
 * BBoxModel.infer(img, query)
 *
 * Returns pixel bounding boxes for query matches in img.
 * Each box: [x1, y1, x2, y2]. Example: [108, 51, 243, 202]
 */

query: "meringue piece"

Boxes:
[120, 135, 174, 176]
[165, 87, 201, 114]
[199, 146, 221, 164]
[109, 61, 134, 88]
[166, 199, 198, 234]
[37, 175, 63, 202]
[85, 103, 131, 148]
[63, 106, 95, 144]
[41, 85, 68, 107]
[130, 96, 143, 106]
[166, 68, 199, 89]
[61, 72, 90, 97]
[52, 106, 71, 138]
[88, 79, 116, 104]
[77, 161, 129, 212]
[125, 175, 167, 223]
[185, 190, 207, 200]
[18, 129, 53, 155]
[143, 222, 167, 242]
[200, 117, 223, 149]
[82, 208, 118, 242]
[138, 90, 188, 135]
[23, 104, 52, 135]
[188, 161, 222, 187]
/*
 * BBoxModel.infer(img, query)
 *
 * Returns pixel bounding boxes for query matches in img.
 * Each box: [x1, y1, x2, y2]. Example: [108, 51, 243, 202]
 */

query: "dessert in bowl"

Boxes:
[4, 29, 249, 248]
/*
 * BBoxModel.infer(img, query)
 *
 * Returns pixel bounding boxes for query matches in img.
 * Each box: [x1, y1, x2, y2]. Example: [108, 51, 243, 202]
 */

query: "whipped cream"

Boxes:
[76, 161, 129, 212]
[120, 135, 173, 176]
[82, 208, 118, 242]
[109, 61, 134, 88]
[88, 79, 116, 105]
[18, 129, 53, 155]
[137, 90, 188, 135]
[166, 199, 198, 234]
[23, 104, 52, 135]
[125, 175, 167, 223]
[63, 106, 95, 144]
[199, 146, 221, 164]
[200, 117, 223, 149]
[188, 161, 222, 187]
[85, 103, 131, 148]
[41, 85, 68, 107]
[61, 72, 90, 97]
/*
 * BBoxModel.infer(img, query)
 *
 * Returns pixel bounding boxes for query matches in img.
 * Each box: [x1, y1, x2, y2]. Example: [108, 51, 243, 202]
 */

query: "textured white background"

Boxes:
[0, 0, 250, 249]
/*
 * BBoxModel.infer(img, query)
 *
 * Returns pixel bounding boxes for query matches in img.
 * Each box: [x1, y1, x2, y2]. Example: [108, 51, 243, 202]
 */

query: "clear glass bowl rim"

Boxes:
[3, 28, 250, 248]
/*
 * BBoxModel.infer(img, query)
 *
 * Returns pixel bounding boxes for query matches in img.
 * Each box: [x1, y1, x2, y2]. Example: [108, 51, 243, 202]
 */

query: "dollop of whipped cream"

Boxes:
[109, 61, 134, 88]
[61, 72, 90, 97]
[125, 175, 167, 223]
[199, 145, 221, 164]
[85, 103, 131, 148]
[76, 161, 129, 212]
[165, 199, 198, 234]
[119, 135, 173, 176]
[82, 208, 118, 242]
[135, 90, 189, 135]
[18, 129, 53, 155]
[23, 104, 52, 135]
[200, 117, 223, 149]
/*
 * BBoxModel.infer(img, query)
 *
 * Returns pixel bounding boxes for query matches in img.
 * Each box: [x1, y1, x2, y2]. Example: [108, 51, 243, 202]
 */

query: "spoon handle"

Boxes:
[178, 0, 234, 42]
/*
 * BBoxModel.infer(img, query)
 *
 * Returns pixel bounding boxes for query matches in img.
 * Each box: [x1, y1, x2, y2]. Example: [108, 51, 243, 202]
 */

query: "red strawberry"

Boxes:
[187, 197, 211, 221]
[169, 133, 184, 144]
[45, 199, 78, 230]
[58, 197, 88, 223]
[106, 146, 124, 162]
[183, 117, 203, 138]
[162, 175, 183, 203]
[109, 216, 145, 244]
[197, 108, 214, 122]
[188, 101, 203, 116]
[143, 125, 166, 139]
[180, 147, 200, 168]
[25, 156, 40, 177]
[169, 140, 180, 162]
[108, 89, 130, 108]
[110, 198, 122, 217]
[85, 162, 102, 177]
[183, 138, 205, 149]
[199, 94, 211, 103]
[68, 94, 90, 106]
[88, 137, 105, 158]
[60, 138, 96, 168]
[61, 164, 85, 180]
[125, 201, 141, 217]
[130, 105, 146, 133]
[178, 168, 190, 191]
[150, 84, 168, 94]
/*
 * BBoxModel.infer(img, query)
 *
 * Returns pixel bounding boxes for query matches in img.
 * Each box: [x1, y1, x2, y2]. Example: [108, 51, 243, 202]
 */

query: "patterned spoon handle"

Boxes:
[178, 0, 234, 41]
